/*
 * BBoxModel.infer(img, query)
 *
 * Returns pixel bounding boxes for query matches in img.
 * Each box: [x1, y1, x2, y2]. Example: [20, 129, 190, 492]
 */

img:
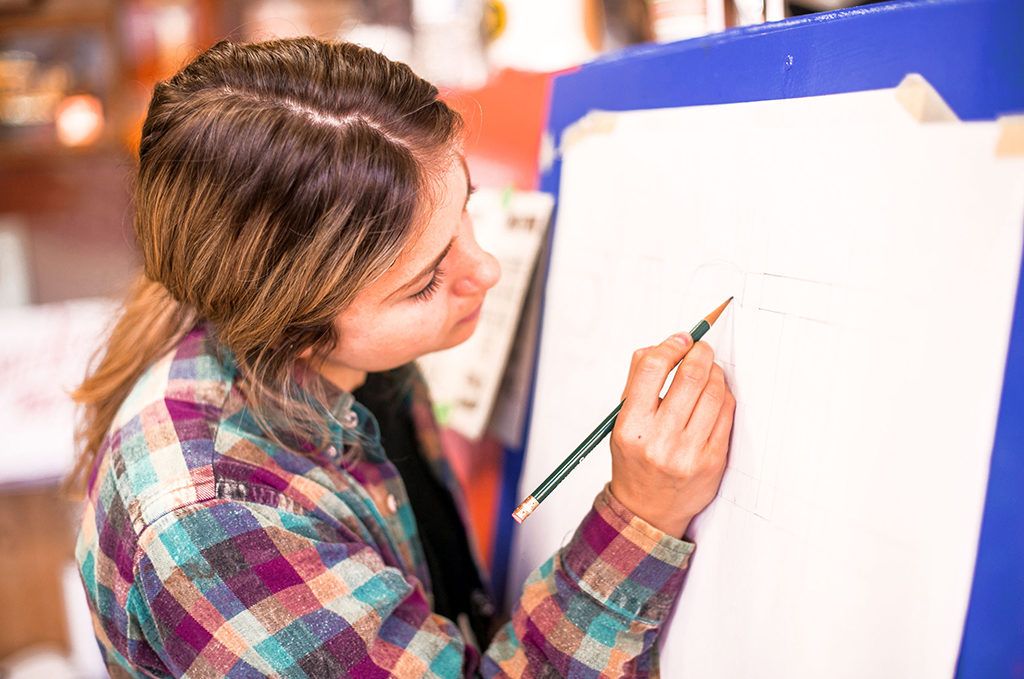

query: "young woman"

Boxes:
[70, 37, 735, 678]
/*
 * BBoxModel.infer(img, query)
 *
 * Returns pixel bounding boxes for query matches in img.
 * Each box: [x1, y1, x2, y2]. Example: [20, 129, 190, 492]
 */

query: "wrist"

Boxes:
[608, 480, 694, 539]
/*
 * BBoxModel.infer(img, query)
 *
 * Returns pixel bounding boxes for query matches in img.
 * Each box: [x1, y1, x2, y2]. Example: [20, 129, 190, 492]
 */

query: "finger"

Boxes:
[705, 385, 736, 460]
[620, 333, 693, 420]
[657, 341, 714, 425]
[620, 346, 653, 401]
[679, 362, 726, 444]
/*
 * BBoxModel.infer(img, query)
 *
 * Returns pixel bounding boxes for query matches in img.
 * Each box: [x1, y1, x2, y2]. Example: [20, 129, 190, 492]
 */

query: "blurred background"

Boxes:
[0, 0, 882, 676]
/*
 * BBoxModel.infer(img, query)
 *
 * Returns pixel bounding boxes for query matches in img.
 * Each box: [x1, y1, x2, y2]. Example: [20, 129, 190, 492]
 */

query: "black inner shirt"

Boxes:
[353, 369, 493, 646]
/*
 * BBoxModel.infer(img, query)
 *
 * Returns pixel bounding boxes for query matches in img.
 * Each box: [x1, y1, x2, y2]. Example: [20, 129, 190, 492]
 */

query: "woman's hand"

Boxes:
[609, 333, 735, 539]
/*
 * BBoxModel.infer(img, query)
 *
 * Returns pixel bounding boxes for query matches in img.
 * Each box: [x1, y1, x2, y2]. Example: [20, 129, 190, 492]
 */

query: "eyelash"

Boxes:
[413, 266, 446, 302]
[410, 184, 476, 303]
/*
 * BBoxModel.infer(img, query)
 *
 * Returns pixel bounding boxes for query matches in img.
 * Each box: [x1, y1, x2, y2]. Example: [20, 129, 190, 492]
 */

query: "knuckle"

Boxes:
[627, 347, 653, 378]
[693, 453, 715, 473]
[639, 439, 670, 464]
[692, 341, 715, 364]
[638, 351, 671, 373]
[719, 399, 735, 418]
[678, 364, 707, 384]
[613, 421, 641, 448]
[678, 345, 711, 372]
[703, 378, 725, 402]
[640, 443, 662, 463]
[677, 454, 700, 479]
[702, 455, 726, 479]
[677, 429, 699, 453]
[650, 456, 676, 476]
[709, 449, 729, 472]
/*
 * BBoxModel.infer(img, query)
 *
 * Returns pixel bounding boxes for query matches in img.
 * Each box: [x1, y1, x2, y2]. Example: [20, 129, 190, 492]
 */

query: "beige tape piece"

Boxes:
[560, 110, 619, 156]
[996, 116, 1024, 157]
[894, 73, 958, 123]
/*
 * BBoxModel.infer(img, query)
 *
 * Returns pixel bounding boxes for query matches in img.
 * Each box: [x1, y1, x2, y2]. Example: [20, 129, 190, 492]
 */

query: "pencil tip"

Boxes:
[705, 296, 734, 326]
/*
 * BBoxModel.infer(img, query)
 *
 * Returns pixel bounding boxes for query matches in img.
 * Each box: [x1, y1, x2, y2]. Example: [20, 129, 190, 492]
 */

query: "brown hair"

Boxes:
[64, 37, 464, 496]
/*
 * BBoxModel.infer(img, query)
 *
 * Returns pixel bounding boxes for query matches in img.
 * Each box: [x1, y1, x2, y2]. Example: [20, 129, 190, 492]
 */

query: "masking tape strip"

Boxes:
[559, 110, 620, 157]
[894, 73, 958, 123]
[996, 116, 1024, 158]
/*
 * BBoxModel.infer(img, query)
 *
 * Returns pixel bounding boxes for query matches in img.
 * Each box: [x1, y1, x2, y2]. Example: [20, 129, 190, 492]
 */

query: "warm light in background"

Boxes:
[54, 95, 104, 147]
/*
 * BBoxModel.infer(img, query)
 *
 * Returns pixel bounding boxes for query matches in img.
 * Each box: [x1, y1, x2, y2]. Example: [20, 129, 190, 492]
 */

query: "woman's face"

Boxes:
[327, 154, 501, 378]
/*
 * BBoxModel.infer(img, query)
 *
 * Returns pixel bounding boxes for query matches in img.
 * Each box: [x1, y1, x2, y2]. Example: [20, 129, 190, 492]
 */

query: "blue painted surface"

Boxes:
[495, 0, 1024, 675]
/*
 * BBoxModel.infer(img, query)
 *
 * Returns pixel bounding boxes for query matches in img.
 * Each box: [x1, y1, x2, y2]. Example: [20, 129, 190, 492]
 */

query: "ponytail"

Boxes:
[63, 274, 198, 498]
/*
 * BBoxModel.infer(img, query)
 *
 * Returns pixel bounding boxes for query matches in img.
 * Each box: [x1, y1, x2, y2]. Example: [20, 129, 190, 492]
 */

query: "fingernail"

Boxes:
[669, 332, 692, 345]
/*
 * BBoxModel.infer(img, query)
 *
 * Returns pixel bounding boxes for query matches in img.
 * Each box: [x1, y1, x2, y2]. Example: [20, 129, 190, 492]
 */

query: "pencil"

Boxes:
[512, 296, 734, 524]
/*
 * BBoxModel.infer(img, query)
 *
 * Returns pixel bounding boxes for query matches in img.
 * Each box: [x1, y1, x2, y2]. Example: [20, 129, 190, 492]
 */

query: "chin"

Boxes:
[439, 314, 480, 350]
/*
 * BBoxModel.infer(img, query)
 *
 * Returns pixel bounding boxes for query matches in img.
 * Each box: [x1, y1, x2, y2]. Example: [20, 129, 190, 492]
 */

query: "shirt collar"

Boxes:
[292, 358, 386, 461]
[194, 319, 386, 461]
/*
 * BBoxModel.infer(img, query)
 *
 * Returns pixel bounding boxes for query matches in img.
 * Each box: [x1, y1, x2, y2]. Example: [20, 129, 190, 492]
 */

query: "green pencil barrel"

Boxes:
[534, 402, 623, 502]
[689, 319, 709, 343]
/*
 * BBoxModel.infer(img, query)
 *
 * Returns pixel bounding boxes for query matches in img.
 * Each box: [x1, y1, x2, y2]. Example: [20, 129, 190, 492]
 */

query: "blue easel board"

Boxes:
[493, 1, 1024, 676]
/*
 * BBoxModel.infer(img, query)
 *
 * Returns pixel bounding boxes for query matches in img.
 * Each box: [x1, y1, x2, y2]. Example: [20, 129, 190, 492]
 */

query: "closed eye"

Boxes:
[412, 266, 446, 302]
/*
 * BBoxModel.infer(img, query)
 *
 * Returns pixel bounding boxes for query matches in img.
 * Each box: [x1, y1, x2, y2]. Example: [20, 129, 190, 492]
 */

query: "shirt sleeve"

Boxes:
[130, 484, 693, 678]
[483, 483, 694, 677]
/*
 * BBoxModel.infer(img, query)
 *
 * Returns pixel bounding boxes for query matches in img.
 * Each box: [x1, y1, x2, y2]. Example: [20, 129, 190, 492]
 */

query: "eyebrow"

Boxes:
[387, 159, 473, 300]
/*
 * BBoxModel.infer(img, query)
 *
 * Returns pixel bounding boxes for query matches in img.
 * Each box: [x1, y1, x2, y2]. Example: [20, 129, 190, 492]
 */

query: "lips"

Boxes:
[459, 301, 484, 323]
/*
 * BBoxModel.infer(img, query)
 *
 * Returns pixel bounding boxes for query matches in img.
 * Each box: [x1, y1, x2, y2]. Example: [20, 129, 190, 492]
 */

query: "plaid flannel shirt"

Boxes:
[75, 320, 695, 678]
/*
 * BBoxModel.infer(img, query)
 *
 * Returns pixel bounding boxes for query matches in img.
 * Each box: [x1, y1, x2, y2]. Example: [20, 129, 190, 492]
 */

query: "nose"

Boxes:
[453, 244, 501, 297]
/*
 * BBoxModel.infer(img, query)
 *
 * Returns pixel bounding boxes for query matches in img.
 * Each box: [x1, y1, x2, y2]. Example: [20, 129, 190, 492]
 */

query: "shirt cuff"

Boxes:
[560, 483, 695, 625]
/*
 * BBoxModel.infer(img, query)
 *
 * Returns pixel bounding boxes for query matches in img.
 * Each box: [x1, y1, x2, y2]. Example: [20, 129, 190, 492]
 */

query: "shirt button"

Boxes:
[341, 410, 359, 429]
[471, 589, 495, 617]
[326, 445, 339, 458]
[386, 494, 398, 513]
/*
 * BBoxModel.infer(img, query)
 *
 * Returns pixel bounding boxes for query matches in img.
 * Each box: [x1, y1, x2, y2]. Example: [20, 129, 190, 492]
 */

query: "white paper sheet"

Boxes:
[509, 84, 1024, 678]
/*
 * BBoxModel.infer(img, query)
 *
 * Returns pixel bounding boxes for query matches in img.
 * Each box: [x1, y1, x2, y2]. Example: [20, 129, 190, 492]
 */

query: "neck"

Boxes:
[317, 360, 367, 393]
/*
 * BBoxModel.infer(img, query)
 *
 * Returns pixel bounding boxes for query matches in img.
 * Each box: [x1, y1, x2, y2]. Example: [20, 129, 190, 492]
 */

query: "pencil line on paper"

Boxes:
[755, 307, 834, 326]
[758, 271, 840, 288]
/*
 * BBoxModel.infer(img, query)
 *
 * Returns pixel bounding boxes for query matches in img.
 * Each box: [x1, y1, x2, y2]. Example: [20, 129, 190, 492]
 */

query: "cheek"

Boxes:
[386, 304, 450, 348]
[334, 300, 454, 370]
